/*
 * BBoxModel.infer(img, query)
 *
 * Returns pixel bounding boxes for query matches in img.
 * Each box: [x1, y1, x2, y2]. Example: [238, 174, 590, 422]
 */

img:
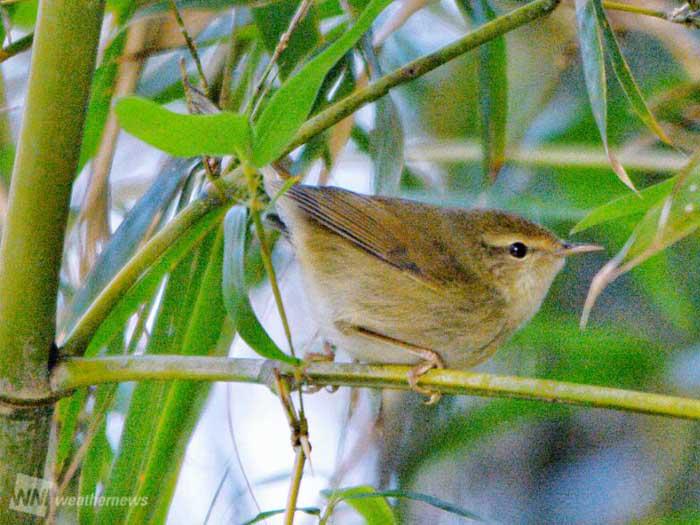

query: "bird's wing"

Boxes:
[281, 184, 475, 285]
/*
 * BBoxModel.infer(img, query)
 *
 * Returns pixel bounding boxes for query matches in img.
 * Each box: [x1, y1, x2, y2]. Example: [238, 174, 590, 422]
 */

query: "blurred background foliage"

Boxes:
[3, 0, 700, 522]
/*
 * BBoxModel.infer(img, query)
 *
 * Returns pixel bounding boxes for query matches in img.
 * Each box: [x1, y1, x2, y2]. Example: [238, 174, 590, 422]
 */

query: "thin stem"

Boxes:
[219, 8, 239, 109]
[285, 449, 306, 525]
[401, 140, 686, 173]
[284, 0, 562, 156]
[0, 31, 32, 63]
[602, 0, 668, 19]
[61, 194, 227, 355]
[168, 0, 209, 94]
[244, 164, 296, 358]
[245, 0, 314, 116]
[51, 356, 700, 421]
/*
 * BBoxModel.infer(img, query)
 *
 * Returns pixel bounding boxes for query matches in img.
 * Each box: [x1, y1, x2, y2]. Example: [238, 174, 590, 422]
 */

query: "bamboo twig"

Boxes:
[283, 0, 562, 156]
[0, 32, 32, 63]
[168, 0, 209, 94]
[50, 356, 700, 421]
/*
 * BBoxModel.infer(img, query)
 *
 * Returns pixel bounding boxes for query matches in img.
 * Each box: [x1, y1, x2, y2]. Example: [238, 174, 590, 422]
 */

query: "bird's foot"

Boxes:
[303, 340, 336, 363]
[407, 350, 445, 405]
[302, 341, 338, 394]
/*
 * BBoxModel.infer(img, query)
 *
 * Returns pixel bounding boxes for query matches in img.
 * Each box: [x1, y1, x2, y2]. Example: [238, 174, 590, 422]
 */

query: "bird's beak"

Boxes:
[556, 242, 604, 256]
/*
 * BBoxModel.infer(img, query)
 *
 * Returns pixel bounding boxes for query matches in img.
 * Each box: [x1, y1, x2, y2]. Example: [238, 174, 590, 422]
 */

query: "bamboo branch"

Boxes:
[0, 32, 33, 63]
[283, 0, 562, 156]
[50, 356, 700, 421]
[401, 140, 686, 173]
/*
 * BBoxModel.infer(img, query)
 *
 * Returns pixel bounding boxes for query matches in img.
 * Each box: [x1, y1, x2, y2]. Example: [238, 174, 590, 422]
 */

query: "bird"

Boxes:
[262, 166, 601, 403]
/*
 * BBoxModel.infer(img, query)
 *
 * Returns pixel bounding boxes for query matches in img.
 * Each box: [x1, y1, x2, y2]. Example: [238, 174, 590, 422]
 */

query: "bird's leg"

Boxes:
[338, 323, 446, 405]
[304, 340, 336, 362]
[302, 341, 339, 394]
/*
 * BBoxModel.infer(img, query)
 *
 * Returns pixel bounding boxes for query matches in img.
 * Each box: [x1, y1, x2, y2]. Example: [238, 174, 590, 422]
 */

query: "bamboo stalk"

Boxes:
[0, 0, 104, 521]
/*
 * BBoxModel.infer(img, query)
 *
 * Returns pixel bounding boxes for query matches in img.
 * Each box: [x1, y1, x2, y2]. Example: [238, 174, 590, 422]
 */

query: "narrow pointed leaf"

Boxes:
[253, 0, 320, 78]
[323, 486, 396, 525]
[458, 0, 507, 181]
[624, 153, 700, 261]
[242, 507, 321, 524]
[115, 96, 252, 158]
[582, 152, 700, 322]
[595, 0, 670, 144]
[252, 0, 392, 166]
[62, 158, 192, 339]
[126, 230, 230, 523]
[575, 0, 636, 191]
[363, 36, 404, 196]
[222, 206, 300, 365]
[571, 176, 676, 233]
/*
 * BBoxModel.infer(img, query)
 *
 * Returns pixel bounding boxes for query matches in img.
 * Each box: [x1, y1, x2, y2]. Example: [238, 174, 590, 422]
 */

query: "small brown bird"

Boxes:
[264, 167, 601, 403]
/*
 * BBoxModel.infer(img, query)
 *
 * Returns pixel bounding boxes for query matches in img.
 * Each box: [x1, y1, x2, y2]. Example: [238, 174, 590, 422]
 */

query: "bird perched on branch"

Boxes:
[263, 165, 601, 403]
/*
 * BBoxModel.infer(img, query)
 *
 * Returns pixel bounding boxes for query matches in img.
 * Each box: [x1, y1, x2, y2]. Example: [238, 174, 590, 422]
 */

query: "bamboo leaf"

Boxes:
[253, 0, 320, 78]
[625, 153, 700, 261]
[62, 158, 192, 339]
[94, 231, 221, 525]
[574, 0, 636, 191]
[458, 0, 507, 181]
[115, 96, 252, 158]
[582, 152, 700, 324]
[344, 490, 484, 521]
[75, 207, 225, 357]
[222, 206, 300, 365]
[324, 486, 397, 525]
[251, 0, 392, 167]
[363, 37, 404, 196]
[126, 230, 230, 523]
[571, 176, 676, 233]
[241, 507, 321, 524]
[595, 0, 671, 145]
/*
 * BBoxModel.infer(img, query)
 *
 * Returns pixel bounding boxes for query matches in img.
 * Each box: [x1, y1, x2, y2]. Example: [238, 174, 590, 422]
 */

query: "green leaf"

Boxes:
[343, 490, 483, 522]
[94, 230, 222, 525]
[222, 206, 300, 365]
[115, 96, 252, 158]
[77, 206, 225, 357]
[571, 176, 676, 233]
[54, 389, 87, 474]
[362, 38, 404, 196]
[77, 0, 136, 171]
[624, 152, 700, 261]
[324, 486, 397, 525]
[78, 397, 114, 525]
[595, 0, 670, 145]
[459, 0, 507, 181]
[253, 0, 320, 78]
[241, 507, 321, 524]
[574, 0, 636, 191]
[63, 158, 192, 339]
[252, 0, 392, 167]
[126, 230, 230, 523]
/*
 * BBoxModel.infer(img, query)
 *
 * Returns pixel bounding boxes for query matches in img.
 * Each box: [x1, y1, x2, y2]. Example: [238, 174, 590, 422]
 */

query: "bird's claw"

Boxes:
[407, 353, 445, 405]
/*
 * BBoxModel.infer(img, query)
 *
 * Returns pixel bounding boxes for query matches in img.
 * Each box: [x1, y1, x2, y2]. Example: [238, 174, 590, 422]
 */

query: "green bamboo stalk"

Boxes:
[0, 1, 104, 521]
[51, 356, 700, 421]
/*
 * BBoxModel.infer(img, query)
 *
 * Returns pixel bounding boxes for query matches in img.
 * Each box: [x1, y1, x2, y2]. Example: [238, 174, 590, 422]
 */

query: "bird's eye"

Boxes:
[509, 242, 528, 259]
